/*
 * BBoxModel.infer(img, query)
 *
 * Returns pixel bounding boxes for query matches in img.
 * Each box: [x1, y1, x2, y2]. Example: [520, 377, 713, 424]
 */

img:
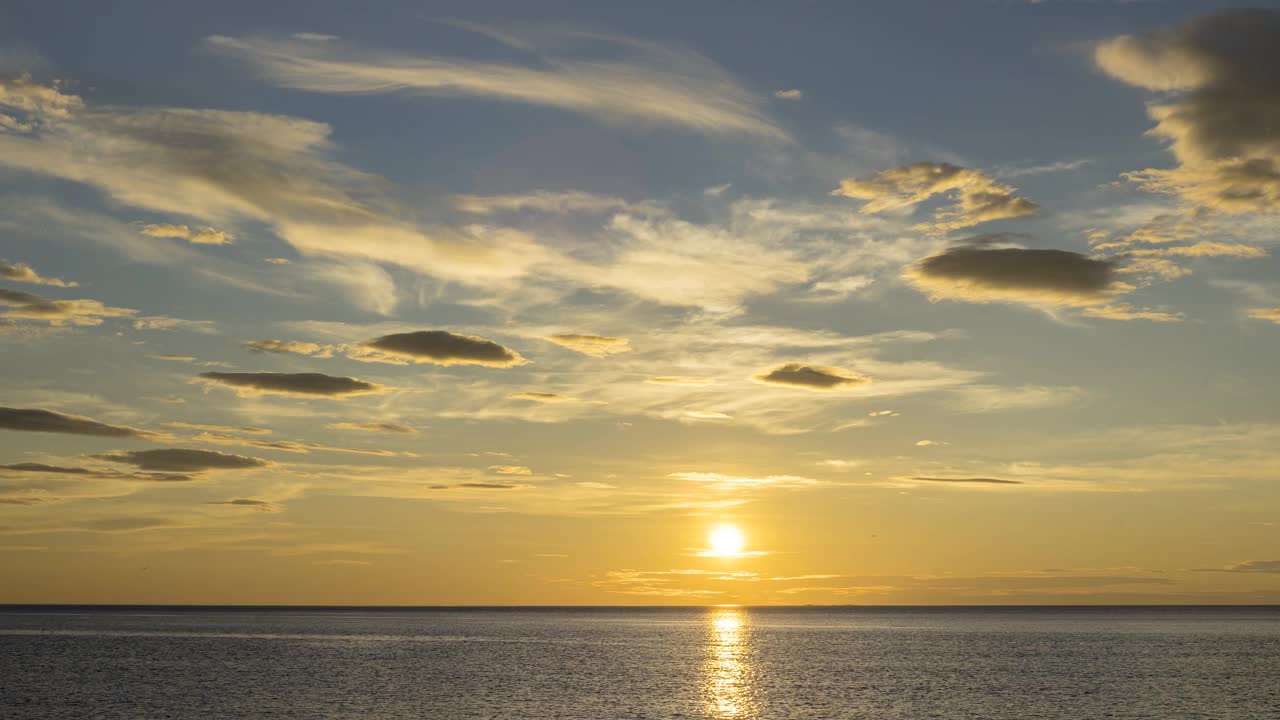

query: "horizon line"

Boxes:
[3, 603, 1278, 610]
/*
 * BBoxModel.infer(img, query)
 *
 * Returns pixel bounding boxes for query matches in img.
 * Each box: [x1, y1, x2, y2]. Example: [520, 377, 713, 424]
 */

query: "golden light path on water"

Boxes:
[701, 606, 760, 719]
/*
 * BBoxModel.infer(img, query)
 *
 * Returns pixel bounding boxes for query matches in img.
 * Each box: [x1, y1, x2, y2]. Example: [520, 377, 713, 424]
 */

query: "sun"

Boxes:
[708, 525, 747, 557]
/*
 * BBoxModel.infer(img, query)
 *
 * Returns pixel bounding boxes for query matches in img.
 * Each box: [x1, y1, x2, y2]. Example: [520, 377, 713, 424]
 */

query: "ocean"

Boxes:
[1, 606, 1277, 719]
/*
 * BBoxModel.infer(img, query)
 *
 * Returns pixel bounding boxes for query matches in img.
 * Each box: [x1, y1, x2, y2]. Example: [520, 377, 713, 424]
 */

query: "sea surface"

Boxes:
[1, 606, 1277, 719]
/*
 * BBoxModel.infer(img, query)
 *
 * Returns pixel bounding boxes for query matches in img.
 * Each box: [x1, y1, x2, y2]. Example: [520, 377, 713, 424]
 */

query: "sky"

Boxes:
[2, 0, 1280, 605]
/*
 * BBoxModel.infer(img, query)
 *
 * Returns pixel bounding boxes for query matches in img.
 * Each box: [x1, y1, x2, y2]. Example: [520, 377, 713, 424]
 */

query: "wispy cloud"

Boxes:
[206, 29, 786, 140]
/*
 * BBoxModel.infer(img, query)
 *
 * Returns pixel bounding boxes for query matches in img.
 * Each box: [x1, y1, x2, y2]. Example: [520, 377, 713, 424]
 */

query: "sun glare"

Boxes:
[708, 525, 747, 557]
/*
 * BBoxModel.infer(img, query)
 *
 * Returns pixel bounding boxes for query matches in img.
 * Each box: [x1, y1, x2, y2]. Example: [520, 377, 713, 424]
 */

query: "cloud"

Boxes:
[904, 241, 1120, 310]
[0, 461, 194, 489]
[774, 89, 803, 100]
[646, 376, 716, 386]
[206, 497, 278, 511]
[684, 410, 730, 420]
[326, 421, 416, 434]
[0, 287, 135, 326]
[95, 448, 268, 472]
[909, 476, 1024, 485]
[140, 223, 233, 245]
[0, 259, 76, 287]
[1246, 308, 1280, 324]
[0, 74, 81, 131]
[205, 30, 785, 139]
[1079, 304, 1183, 323]
[509, 392, 573, 403]
[132, 316, 218, 333]
[1096, 10, 1280, 213]
[193, 431, 402, 457]
[488, 465, 533, 476]
[817, 459, 859, 471]
[198, 371, 381, 397]
[543, 333, 632, 358]
[947, 384, 1087, 413]
[753, 363, 867, 391]
[670, 472, 820, 490]
[0, 406, 150, 438]
[454, 191, 635, 215]
[457, 482, 523, 489]
[0, 462, 95, 475]
[78, 517, 178, 532]
[1193, 560, 1280, 574]
[1128, 242, 1265, 259]
[357, 330, 526, 367]
[833, 162, 1039, 232]
[568, 212, 809, 312]
[164, 421, 271, 435]
[243, 339, 333, 357]
[0, 77, 548, 286]
[998, 158, 1092, 179]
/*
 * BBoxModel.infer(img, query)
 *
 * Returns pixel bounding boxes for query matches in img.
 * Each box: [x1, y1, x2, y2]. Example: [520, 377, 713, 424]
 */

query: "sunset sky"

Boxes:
[3, 0, 1279, 605]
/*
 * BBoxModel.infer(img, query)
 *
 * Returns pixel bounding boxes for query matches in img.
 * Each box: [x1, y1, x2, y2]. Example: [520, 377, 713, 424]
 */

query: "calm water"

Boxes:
[1, 606, 1277, 719]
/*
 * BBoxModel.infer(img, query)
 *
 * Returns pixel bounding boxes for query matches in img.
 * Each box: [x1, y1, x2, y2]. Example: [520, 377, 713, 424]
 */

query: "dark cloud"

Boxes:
[754, 363, 867, 390]
[95, 448, 268, 472]
[509, 392, 573, 403]
[457, 482, 521, 489]
[198, 371, 381, 397]
[905, 242, 1118, 308]
[0, 462, 96, 475]
[1096, 10, 1280, 212]
[0, 407, 150, 438]
[0, 288, 136, 326]
[360, 330, 526, 367]
[911, 477, 1024, 485]
[1193, 560, 1280, 574]
[206, 497, 278, 511]
[0, 461, 192, 482]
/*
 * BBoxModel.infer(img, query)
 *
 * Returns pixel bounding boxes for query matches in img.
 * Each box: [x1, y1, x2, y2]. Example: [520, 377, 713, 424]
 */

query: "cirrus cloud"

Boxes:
[205, 29, 786, 140]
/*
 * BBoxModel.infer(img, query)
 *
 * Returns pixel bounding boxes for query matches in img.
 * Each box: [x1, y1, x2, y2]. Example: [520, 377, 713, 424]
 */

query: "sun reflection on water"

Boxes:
[701, 606, 759, 719]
